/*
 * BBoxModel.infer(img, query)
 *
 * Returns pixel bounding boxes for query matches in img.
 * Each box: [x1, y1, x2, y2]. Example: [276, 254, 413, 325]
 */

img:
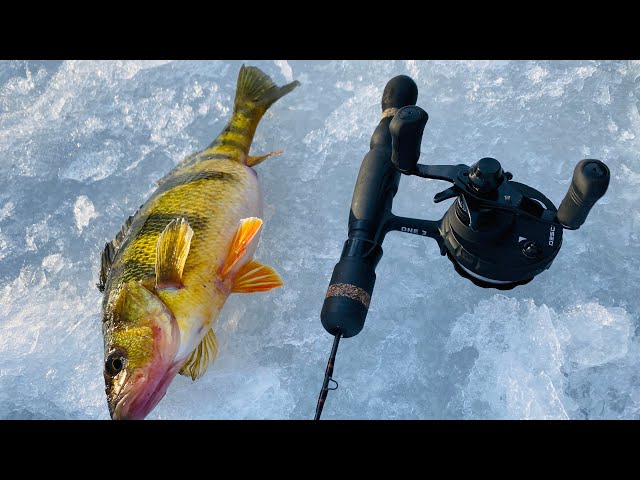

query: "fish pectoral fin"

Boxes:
[179, 329, 218, 381]
[155, 218, 194, 290]
[247, 150, 283, 167]
[231, 259, 284, 293]
[220, 217, 263, 278]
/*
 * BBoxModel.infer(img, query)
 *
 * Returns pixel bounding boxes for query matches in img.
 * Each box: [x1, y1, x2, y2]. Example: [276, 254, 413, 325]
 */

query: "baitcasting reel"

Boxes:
[314, 74, 610, 419]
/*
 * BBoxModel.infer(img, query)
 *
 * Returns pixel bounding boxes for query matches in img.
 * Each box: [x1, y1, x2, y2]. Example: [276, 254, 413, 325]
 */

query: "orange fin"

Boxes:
[247, 150, 283, 167]
[231, 259, 284, 293]
[220, 217, 263, 278]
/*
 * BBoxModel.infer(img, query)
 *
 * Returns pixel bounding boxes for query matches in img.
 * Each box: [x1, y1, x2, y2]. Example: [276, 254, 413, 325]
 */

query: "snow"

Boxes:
[0, 60, 637, 419]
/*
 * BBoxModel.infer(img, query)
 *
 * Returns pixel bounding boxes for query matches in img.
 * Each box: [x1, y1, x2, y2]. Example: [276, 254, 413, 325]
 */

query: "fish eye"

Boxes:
[106, 351, 126, 376]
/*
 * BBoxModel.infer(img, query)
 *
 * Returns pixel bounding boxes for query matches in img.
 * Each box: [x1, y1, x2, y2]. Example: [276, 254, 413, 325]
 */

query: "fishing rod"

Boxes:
[314, 74, 610, 420]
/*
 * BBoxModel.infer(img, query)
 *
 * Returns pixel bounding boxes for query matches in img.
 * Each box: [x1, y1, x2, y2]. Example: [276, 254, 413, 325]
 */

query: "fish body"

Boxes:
[99, 66, 299, 419]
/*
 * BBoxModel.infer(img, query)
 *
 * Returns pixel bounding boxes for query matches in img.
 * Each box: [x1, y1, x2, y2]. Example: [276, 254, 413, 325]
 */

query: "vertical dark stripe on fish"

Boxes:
[113, 212, 208, 285]
[137, 213, 208, 237]
[178, 152, 237, 170]
[154, 170, 239, 196]
[224, 123, 250, 136]
[120, 259, 156, 284]
[234, 105, 256, 118]
[214, 138, 249, 151]
[199, 153, 236, 161]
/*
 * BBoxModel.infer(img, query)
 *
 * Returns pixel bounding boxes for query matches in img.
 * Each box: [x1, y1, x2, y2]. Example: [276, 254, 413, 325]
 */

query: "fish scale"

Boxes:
[99, 65, 300, 419]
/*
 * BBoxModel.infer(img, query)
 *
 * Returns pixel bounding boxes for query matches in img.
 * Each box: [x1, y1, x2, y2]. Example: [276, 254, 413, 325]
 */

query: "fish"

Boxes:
[98, 65, 300, 420]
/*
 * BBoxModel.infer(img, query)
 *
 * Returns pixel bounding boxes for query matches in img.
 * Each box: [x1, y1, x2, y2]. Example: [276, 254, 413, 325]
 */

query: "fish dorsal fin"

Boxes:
[155, 218, 194, 290]
[97, 212, 137, 292]
[179, 329, 218, 381]
[231, 259, 283, 293]
[220, 217, 263, 279]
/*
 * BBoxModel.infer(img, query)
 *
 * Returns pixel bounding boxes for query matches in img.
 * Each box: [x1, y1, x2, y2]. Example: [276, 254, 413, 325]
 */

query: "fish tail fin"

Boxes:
[205, 65, 300, 161]
[234, 65, 300, 114]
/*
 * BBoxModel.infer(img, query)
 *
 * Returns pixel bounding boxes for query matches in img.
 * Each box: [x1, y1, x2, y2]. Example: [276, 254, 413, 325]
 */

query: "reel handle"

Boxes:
[556, 159, 610, 229]
[390, 105, 429, 173]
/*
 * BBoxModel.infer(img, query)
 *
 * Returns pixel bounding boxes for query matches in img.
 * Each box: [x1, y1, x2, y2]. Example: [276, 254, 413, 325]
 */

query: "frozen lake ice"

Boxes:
[0, 60, 638, 419]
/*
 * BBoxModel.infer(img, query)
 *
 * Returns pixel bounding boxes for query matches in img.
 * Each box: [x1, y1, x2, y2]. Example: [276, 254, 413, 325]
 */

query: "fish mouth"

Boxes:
[110, 362, 183, 420]
[109, 370, 145, 420]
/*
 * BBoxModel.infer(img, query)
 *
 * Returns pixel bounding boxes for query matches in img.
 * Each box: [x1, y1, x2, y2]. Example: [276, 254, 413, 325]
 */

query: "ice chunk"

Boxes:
[560, 303, 632, 370]
[527, 65, 549, 84]
[274, 60, 294, 83]
[0, 202, 15, 222]
[42, 254, 65, 275]
[73, 196, 98, 232]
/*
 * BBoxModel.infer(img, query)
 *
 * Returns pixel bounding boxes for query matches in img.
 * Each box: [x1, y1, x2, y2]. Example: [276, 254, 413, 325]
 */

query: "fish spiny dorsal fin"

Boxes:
[155, 218, 193, 290]
[179, 329, 218, 381]
[98, 243, 114, 292]
[114, 214, 135, 248]
[235, 65, 300, 112]
[97, 212, 137, 292]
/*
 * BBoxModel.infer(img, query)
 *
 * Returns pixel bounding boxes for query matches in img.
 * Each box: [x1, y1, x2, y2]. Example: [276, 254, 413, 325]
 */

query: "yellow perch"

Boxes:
[98, 65, 300, 419]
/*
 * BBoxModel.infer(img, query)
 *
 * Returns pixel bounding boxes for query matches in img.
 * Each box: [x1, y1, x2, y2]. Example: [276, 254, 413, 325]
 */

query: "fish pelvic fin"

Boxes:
[204, 65, 300, 161]
[155, 218, 194, 290]
[219, 217, 262, 279]
[179, 328, 218, 381]
[231, 259, 283, 293]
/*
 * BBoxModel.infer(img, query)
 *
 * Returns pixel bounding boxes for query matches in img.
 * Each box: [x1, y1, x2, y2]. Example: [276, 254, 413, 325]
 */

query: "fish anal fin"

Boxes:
[179, 329, 218, 381]
[220, 217, 262, 278]
[155, 218, 194, 290]
[231, 259, 283, 293]
[247, 150, 283, 167]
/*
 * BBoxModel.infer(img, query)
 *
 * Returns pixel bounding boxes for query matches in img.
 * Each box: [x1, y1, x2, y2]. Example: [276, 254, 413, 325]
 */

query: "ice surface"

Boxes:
[0, 60, 638, 419]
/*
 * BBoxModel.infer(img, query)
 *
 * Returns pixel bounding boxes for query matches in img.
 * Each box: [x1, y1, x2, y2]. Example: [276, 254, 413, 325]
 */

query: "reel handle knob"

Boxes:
[390, 106, 429, 173]
[382, 74, 418, 111]
[556, 159, 610, 229]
